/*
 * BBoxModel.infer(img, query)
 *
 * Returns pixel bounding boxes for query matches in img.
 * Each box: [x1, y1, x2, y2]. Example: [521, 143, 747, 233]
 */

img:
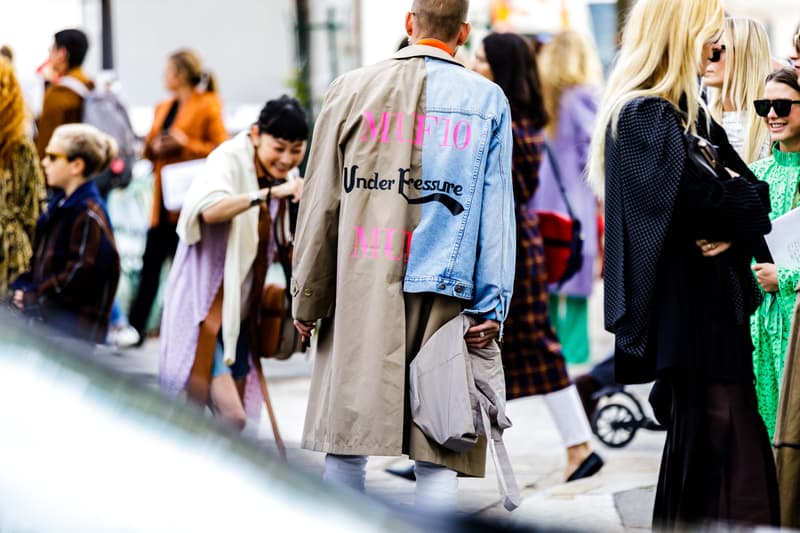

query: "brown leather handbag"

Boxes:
[257, 198, 303, 360]
[259, 283, 302, 360]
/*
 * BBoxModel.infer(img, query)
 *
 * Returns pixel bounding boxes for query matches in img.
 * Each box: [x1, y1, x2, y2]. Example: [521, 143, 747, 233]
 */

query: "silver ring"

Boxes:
[479, 331, 485, 338]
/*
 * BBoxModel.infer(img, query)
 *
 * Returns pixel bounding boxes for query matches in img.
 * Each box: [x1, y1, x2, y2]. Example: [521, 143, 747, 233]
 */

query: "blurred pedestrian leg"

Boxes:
[107, 300, 140, 347]
[544, 385, 592, 447]
[323, 454, 368, 493]
[128, 218, 178, 341]
[414, 461, 458, 511]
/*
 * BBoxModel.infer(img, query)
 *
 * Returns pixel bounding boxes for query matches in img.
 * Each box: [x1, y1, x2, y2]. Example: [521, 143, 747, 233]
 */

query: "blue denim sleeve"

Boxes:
[466, 99, 516, 323]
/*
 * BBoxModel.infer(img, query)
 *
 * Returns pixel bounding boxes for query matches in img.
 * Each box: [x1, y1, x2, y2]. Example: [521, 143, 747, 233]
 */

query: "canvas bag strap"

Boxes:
[542, 141, 578, 221]
[59, 75, 90, 98]
[480, 404, 521, 511]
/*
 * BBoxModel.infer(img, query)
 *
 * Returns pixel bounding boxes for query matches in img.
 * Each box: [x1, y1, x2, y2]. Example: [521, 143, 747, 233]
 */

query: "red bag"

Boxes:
[536, 210, 583, 285]
[535, 143, 584, 286]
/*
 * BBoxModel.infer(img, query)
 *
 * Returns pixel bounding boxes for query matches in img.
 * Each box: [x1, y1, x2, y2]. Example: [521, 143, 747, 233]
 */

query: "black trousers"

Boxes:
[128, 218, 178, 336]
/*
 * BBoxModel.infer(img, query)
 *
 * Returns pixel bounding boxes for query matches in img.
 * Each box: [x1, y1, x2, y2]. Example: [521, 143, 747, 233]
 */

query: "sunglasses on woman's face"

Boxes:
[709, 45, 726, 63]
[753, 99, 800, 117]
[44, 151, 70, 162]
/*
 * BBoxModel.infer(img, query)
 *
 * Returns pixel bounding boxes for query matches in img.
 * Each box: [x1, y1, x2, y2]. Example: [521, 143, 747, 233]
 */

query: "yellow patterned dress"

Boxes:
[0, 136, 46, 295]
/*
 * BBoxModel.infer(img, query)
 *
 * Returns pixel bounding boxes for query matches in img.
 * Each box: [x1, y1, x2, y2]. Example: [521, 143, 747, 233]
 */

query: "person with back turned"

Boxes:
[291, 0, 515, 510]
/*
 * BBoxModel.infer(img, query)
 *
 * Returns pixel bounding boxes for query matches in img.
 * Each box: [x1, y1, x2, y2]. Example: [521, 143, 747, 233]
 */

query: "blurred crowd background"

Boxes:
[4, 0, 798, 137]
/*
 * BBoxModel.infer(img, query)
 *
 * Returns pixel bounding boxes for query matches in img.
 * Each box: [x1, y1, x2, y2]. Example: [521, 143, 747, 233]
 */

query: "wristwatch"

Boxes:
[249, 190, 264, 207]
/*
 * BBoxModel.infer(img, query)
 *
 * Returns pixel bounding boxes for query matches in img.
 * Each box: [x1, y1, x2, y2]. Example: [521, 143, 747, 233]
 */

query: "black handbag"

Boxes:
[684, 130, 724, 178]
[680, 111, 725, 179]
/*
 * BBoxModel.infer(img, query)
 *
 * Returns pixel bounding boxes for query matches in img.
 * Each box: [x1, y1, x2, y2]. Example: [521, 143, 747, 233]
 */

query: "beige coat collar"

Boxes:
[392, 44, 463, 66]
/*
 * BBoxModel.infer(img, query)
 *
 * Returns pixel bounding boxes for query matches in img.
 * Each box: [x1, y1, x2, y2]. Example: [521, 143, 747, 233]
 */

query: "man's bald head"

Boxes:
[410, 0, 469, 42]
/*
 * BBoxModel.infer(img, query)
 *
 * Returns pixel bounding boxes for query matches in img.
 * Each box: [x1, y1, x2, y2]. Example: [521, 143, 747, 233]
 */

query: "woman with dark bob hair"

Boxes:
[159, 95, 307, 430]
[472, 32, 603, 482]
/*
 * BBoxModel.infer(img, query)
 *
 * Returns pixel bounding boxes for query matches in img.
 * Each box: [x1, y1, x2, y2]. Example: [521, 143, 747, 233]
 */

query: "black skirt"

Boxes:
[653, 374, 780, 528]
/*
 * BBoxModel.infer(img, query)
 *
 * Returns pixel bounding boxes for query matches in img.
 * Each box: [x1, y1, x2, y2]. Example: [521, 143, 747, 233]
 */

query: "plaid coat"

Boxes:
[11, 180, 119, 343]
[502, 119, 570, 400]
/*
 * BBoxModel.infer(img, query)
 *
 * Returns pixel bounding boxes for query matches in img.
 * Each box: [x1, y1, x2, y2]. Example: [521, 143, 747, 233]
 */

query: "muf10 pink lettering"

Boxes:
[361, 111, 472, 150]
[351, 226, 413, 263]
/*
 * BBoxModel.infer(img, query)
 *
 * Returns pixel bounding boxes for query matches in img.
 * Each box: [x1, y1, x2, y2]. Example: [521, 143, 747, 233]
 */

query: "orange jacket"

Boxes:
[35, 68, 93, 160]
[144, 90, 228, 226]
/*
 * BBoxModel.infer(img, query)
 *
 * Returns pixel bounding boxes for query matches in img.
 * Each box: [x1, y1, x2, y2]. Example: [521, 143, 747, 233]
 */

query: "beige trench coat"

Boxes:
[291, 47, 490, 476]
[775, 281, 800, 528]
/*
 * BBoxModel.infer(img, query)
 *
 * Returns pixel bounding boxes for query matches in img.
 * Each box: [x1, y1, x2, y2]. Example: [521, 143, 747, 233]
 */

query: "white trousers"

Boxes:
[543, 385, 593, 447]
[324, 454, 458, 511]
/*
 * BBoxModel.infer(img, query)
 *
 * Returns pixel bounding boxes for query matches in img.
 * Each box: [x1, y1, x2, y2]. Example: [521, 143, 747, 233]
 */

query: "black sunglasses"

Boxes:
[709, 45, 726, 63]
[753, 99, 800, 117]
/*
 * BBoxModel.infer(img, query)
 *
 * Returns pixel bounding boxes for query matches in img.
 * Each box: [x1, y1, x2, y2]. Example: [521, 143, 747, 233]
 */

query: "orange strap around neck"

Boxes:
[415, 38, 454, 56]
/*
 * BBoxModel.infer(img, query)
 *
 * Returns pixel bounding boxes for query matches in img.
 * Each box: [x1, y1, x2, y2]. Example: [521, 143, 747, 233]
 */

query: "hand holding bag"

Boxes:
[409, 314, 521, 511]
[535, 143, 584, 287]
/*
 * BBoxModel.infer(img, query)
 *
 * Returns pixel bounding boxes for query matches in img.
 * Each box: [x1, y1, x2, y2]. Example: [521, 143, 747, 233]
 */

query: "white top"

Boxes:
[176, 131, 261, 366]
[722, 111, 771, 162]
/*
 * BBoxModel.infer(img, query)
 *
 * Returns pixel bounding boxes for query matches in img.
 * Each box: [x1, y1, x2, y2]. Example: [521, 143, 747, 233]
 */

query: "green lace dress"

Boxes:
[750, 146, 800, 440]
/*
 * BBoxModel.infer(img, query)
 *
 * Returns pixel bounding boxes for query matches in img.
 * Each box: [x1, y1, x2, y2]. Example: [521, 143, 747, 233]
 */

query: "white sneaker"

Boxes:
[107, 325, 141, 348]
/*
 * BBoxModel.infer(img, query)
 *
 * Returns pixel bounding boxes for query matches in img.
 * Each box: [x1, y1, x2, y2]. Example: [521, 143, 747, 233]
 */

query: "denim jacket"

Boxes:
[292, 44, 515, 324]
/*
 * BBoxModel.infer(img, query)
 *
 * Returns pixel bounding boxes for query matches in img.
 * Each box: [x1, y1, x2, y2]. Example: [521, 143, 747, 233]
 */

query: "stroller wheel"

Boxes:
[592, 403, 638, 448]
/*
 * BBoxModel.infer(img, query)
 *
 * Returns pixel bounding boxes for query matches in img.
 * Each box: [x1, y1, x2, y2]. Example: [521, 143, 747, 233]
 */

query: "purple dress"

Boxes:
[530, 85, 599, 298]
[159, 221, 263, 419]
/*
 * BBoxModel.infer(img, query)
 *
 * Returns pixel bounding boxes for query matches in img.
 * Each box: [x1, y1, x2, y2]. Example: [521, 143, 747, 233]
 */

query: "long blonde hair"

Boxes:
[588, 0, 724, 189]
[539, 31, 602, 138]
[0, 58, 27, 161]
[705, 18, 771, 164]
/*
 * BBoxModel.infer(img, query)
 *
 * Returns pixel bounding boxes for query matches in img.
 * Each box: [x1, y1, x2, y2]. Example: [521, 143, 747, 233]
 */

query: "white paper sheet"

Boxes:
[160, 159, 206, 211]
[765, 206, 800, 269]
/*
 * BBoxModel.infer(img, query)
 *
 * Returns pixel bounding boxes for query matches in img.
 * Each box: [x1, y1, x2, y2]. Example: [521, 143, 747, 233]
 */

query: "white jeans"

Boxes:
[543, 385, 593, 447]
[324, 454, 458, 511]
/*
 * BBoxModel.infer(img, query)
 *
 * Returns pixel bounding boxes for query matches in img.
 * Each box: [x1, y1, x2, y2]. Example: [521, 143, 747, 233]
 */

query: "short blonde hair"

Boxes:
[706, 18, 771, 164]
[539, 31, 602, 138]
[588, 0, 724, 189]
[52, 124, 119, 178]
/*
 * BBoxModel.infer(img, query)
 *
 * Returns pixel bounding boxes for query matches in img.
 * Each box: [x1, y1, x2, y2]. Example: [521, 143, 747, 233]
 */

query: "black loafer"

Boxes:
[385, 464, 416, 482]
[566, 452, 604, 482]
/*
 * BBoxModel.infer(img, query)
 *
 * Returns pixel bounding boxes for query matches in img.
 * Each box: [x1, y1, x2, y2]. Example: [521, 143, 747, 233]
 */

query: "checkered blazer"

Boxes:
[604, 97, 771, 381]
[502, 119, 571, 399]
